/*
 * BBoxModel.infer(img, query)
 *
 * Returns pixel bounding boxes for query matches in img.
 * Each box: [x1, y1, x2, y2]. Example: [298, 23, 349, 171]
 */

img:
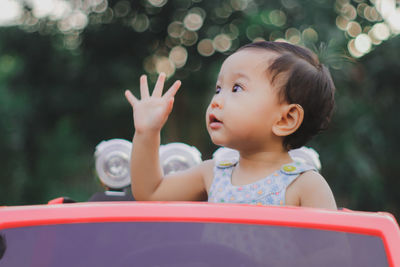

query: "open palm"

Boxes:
[125, 73, 181, 134]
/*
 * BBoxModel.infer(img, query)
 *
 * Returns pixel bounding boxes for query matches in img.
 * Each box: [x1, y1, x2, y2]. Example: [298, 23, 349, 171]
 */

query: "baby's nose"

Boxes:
[211, 97, 223, 109]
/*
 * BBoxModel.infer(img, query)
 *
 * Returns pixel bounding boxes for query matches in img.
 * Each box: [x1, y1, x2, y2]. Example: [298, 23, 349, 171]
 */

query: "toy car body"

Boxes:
[0, 202, 399, 266]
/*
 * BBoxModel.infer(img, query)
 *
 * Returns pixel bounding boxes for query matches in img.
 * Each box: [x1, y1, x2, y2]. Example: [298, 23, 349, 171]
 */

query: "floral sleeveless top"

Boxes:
[208, 159, 316, 206]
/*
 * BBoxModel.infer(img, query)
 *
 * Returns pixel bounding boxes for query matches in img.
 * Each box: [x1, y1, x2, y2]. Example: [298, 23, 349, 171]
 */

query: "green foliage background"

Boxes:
[0, 0, 399, 218]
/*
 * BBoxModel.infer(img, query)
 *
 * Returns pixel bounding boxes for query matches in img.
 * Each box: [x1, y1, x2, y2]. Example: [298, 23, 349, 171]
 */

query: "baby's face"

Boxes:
[206, 49, 286, 151]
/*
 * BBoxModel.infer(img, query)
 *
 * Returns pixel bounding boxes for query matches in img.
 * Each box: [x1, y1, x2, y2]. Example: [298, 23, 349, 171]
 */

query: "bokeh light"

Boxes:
[180, 30, 198, 46]
[168, 21, 185, 38]
[230, 0, 249, 11]
[340, 3, 357, 20]
[386, 9, 400, 33]
[336, 15, 350, 30]
[376, 0, 400, 33]
[354, 33, 372, 53]
[94, 1, 108, 13]
[269, 10, 286, 27]
[213, 34, 232, 52]
[364, 6, 381, 22]
[59, 11, 88, 31]
[0, 0, 23, 25]
[114, 1, 131, 18]
[376, 0, 396, 18]
[370, 22, 390, 40]
[0, 0, 108, 36]
[302, 27, 318, 43]
[285, 28, 301, 44]
[253, 37, 266, 42]
[197, 39, 215, 56]
[148, 0, 168, 8]
[132, 13, 150, 32]
[31, 0, 63, 19]
[144, 55, 157, 74]
[281, 0, 299, 9]
[155, 56, 175, 77]
[169, 46, 188, 68]
[183, 13, 203, 31]
[336, 0, 400, 58]
[346, 21, 362, 37]
[347, 39, 363, 58]
[0, 0, 399, 60]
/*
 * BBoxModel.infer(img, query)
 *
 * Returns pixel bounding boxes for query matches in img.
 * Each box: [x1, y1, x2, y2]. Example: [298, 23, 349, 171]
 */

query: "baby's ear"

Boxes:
[272, 104, 304, 137]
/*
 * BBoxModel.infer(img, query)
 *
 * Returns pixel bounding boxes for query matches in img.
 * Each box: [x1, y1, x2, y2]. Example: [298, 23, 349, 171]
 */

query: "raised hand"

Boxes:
[125, 73, 181, 134]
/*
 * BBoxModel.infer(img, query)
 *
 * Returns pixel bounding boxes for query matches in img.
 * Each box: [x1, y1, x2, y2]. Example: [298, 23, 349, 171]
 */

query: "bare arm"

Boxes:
[300, 172, 337, 209]
[294, 171, 337, 209]
[125, 73, 208, 201]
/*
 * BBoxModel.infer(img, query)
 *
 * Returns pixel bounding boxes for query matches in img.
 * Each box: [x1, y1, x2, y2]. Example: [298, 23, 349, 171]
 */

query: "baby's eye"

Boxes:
[232, 84, 243, 92]
[215, 86, 221, 94]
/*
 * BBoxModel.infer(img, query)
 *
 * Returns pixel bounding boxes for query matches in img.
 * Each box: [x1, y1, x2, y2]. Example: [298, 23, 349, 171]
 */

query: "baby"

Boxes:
[125, 41, 337, 209]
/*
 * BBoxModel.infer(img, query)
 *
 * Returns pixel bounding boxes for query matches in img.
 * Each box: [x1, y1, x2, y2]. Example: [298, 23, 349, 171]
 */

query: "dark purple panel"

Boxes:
[0, 222, 388, 267]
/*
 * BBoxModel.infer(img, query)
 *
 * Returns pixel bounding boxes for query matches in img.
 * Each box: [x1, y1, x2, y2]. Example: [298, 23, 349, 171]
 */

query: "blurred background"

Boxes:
[0, 0, 399, 217]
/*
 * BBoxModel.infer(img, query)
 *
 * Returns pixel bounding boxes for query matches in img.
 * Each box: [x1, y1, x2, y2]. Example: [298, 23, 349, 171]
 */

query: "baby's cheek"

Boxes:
[205, 107, 211, 123]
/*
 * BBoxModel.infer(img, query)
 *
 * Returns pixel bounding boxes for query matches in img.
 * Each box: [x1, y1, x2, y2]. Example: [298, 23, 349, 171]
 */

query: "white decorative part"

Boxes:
[159, 142, 202, 175]
[95, 139, 132, 189]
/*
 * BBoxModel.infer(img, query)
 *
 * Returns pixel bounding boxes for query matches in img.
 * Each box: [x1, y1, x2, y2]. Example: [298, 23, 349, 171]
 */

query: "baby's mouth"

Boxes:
[209, 114, 221, 123]
[209, 114, 223, 128]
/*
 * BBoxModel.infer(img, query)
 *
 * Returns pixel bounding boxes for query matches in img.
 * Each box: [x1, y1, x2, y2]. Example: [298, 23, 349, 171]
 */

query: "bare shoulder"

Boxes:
[296, 171, 329, 190]
[290, 171, 337, 210]
[199, 158, 215, 170]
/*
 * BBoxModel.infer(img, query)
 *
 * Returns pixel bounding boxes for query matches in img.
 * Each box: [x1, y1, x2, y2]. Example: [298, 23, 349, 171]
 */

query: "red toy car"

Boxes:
[0, 202, 399, 266]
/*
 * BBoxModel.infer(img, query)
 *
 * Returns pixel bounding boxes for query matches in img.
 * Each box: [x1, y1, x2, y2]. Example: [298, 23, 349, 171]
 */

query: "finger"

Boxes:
[125, 90, 138, 107]
[140, 75, 150, 99]
[165, 97, 175, 115]
[162, 80, 181, 99]
[152, 72, 166, 97]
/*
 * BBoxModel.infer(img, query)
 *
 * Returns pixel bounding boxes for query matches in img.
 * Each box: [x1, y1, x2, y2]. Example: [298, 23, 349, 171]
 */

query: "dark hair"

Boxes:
[238, 41, 335, 150]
